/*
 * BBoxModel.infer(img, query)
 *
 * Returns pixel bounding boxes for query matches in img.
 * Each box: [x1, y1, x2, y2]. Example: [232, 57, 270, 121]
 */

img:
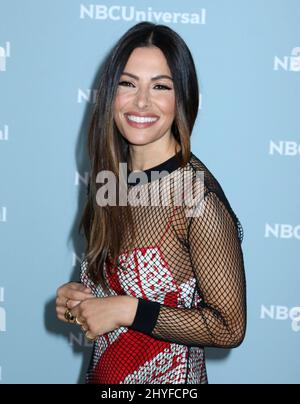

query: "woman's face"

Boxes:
[113, 46, 176, 146]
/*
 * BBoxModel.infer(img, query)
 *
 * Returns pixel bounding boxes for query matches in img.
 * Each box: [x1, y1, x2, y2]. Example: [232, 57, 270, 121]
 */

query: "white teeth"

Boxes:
[127, 115, 158, 123]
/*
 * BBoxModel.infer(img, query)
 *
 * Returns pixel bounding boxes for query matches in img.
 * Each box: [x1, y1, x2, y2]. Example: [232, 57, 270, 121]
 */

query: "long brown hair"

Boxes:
[78, 21, 200, 291]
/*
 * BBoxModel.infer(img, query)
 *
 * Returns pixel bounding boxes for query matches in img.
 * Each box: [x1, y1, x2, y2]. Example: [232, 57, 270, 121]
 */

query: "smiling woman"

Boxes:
[113, 46, 177, 169]
[56, 21, 247, 385]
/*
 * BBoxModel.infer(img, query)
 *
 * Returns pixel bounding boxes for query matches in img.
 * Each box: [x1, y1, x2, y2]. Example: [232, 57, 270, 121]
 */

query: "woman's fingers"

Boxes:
[55, 296, 79, 309]
[56, 282, 94, 323]
[66, 299, 81, 309]
[56, 281, 92, 296]
[56, 306, 72, 323]
[68, 283, 92, 293]
[70, 291, 93, 302]
[56, 285, 93, 303]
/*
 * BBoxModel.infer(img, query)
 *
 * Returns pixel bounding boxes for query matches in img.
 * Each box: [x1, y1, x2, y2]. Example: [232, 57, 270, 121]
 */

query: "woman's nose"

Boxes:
[134, 87, 151, 109]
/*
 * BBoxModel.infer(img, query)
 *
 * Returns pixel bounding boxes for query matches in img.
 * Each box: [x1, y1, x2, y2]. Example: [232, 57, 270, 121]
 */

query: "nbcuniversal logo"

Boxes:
[0, 42, 11, 72]
[0, 287, 6, 382]
[79, 4, 207, 25]
[69, 332, 94, 347]
[0, 125, 9, 141]
[72, 252, 86, 267]
[77, 88, 98, 104]
[265, 224, 300, 240]
[269, 140, 300, 156]
[0, 207, 7, 223]
[274, 47, 300, 72]
[75, 170, 89, 187]
[0, 287, 6, 332]
[261, 305, 300, 332]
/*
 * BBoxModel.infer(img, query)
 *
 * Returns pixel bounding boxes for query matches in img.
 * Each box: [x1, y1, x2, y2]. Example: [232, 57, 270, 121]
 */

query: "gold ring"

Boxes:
[64, 308, 75, 323]
[85, 331, 96, 342]
[75, 317, 84, 326]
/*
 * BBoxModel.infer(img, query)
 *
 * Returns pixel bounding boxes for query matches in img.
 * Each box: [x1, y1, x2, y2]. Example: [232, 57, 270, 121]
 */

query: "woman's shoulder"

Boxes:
[186, 151, 244, 243]
[187, 151, 226, 198]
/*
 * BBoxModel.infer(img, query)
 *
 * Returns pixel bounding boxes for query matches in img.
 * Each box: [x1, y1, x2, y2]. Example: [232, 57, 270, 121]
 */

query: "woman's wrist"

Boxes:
[117, 295, 139, 327]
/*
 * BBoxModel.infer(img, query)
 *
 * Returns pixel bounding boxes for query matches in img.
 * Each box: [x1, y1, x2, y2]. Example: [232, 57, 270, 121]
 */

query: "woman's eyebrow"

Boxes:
[121, 71, 173, 81]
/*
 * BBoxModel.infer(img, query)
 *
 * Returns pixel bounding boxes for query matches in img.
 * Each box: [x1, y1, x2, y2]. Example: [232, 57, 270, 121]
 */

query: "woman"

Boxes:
[56, 21, 246, 384]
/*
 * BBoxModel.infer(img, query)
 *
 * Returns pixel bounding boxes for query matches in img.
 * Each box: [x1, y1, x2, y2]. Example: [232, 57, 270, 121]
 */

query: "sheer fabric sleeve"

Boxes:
[129, 190, 247, 348]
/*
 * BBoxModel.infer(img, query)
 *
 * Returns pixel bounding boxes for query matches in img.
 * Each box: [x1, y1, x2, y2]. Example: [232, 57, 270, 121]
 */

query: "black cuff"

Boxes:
[129, 298, 161, 334]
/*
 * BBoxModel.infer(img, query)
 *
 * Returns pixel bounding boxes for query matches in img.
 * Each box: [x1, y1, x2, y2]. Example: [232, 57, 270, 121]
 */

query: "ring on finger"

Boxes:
[64, 308, 75, 323]
[85, 331, 96, 342]
[75, 317, 84, 326]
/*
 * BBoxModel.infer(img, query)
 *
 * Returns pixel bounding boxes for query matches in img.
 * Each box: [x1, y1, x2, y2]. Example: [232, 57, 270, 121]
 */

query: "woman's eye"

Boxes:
[154, 84, 172, 90]
[118, 81, 134, 87]
[118, 81, 172, 90]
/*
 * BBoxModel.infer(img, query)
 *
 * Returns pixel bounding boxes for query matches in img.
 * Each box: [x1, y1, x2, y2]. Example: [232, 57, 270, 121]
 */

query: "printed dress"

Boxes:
[80, 150, 246, 384]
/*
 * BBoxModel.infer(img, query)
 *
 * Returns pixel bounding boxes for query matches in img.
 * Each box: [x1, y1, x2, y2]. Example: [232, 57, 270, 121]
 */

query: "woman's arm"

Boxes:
[128, 191, 247, 348]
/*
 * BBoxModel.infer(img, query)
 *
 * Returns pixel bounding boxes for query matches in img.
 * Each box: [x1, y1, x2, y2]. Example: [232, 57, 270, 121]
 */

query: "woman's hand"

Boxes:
[56, 282, 94, 323]
[70, 295, 139, 340]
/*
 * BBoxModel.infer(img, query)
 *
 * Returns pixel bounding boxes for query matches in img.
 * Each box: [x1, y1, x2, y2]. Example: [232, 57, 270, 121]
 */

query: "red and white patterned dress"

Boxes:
[80, 150, 246, 384]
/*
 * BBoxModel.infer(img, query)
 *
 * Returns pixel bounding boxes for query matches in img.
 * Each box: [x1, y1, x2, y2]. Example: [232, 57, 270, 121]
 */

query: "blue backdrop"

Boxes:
[0, 0, 299, 384]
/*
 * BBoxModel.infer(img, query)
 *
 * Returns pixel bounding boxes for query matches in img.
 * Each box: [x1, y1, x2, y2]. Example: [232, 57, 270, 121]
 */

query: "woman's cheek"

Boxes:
[115, 91, 133, 107]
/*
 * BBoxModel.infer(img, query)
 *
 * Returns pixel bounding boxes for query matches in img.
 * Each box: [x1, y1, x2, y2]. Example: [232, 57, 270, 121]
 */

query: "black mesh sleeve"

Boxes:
[130, 191, 247, 348]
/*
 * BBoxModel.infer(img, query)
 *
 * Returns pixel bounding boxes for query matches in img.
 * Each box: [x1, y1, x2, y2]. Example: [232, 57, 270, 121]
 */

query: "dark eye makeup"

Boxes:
[118, 81, 172, 90]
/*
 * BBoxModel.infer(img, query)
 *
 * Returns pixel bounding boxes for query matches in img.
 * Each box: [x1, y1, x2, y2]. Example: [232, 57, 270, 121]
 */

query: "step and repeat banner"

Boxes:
[0, 0, 299, 384]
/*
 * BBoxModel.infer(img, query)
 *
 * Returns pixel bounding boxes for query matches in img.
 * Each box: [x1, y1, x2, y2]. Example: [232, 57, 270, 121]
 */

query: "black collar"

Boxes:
[127, 149, 183, 187]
